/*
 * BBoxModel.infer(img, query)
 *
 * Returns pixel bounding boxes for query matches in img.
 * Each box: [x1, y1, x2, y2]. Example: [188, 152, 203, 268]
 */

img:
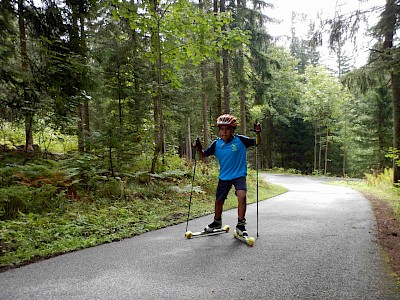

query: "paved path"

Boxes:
[1, 174, 399, 299]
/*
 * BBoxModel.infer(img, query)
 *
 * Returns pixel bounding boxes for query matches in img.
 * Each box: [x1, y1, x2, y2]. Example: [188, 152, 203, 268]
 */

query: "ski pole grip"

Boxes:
[251, 121, 261, 133]
[194, 138, 202, 150]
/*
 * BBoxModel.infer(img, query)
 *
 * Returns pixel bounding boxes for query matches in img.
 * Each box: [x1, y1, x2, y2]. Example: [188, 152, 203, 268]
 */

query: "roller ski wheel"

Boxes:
[185, 225, 230, 239]
[233, 229, 255, 246]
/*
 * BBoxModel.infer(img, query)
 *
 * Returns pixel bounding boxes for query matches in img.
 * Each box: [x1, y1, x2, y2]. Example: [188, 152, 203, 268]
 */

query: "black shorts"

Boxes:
[216, 176, 247, 201]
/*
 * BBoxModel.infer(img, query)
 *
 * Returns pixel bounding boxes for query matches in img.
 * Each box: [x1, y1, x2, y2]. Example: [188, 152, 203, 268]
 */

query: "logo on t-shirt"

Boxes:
[232, 143, 237, 152]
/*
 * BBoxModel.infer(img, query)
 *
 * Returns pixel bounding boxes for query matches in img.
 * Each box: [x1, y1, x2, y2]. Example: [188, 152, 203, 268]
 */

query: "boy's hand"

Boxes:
[193, 138, 202, 150]
[253, 122, 261, 133]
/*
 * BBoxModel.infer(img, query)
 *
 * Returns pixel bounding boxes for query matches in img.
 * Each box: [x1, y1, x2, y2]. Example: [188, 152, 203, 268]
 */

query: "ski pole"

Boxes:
[185, 138, 199, 233]
[256, 139, 259, 238]
[251, 122, 260, 238]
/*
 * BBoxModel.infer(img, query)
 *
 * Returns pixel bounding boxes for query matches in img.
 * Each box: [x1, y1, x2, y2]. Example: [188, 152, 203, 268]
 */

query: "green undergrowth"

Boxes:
[0, 157, 286, 270]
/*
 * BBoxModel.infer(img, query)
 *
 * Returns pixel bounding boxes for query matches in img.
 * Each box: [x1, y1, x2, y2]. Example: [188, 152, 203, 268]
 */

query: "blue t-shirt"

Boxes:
[204, 135, 256, 180]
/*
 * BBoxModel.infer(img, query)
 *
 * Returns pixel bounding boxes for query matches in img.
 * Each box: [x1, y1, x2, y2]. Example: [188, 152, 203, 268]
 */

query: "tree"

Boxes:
[66, 0, 96, 153]
[114, 0, 249, 173]
[232, 0, 247, 134]
[220, 0, 230, 113]
[325, 0, 400, 183]
[300, 65, 347, 174]
[249, 45, 306, 171]
[214, 0, 222, 117]
[199, 0, 209, 149]
[229, 0, 273, 135]
[288, 12, 321, 74]
[231, 0, 273, 163]
[0, 1, 19, 124]
[88, 1, 152, 173]
[18, 0, 34, 151]
[375, 0, 400, 184]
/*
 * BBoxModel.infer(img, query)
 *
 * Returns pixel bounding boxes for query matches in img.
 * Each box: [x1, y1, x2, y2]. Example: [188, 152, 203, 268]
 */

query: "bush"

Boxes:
[0, 185, 32, 220]
[0, 166, 20, 187]
[0, 161, 73, 220]
[94, 178, 124, 200]
[0, 184, 67, 220]
[365, 168, 393, 186]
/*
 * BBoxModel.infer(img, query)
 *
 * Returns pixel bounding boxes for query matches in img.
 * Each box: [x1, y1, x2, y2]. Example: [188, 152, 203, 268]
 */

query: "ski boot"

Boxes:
[233, 218, 255, 246]
[205, 219, 222, 233]
[235, 219, 248, 237]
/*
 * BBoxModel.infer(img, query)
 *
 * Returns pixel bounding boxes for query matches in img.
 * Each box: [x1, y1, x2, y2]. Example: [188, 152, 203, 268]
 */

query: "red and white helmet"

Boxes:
[216, 114, 238, 127]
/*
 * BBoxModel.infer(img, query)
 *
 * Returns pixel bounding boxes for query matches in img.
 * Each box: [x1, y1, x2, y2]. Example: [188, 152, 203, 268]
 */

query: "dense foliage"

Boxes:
[1, 0, 398, 178]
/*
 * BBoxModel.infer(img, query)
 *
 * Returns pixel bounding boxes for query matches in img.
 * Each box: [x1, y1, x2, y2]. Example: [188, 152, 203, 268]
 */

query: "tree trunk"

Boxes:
[324, 128, 329, 175]
[239, 87, 246, 134]
[381, 0, 400, 184]
[83, 101, 90, 150]
[222, 53, 230, 113]
[313, 125, 318, 172]
[199, 0, 209, 151]
[264, 117, 272, 169]
[214, 0, 222, 117]
[80, 9, 90, 152]
[186, 117, 192, 160]
[150, 0, 164, 173]
[118, 68, 123, 144]
[77, 106, 84, 153]
[220, 0, 230, 113]
[69, 2, 85, 153]
[392, 73, 400, 183]
[215, 62, 222, 117]
[342, 127, 347, 177]
[24, 115, 33, 152]
[18, 0, 34, 152]
[238, 47, 246, 134]
[116, 67, 123, 168]
[236, 0, 246, 134]
[318, 130, 322, 171]
[108, 130, 115, 178]
[201, 61, 209, 150]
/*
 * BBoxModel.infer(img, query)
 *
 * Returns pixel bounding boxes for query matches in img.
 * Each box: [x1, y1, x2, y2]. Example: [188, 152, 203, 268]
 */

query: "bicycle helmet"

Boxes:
[216, 114, 238, 127]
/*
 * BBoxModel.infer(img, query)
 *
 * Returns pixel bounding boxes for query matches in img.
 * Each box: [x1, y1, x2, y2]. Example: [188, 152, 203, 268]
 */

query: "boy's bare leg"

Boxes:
[214, 200, 224, 220]
[236, 190, 247, 221]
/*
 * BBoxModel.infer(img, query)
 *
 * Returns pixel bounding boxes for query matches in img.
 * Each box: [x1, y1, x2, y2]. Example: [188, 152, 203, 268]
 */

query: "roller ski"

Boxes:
[185, 219, 230, 239]
[233, 219, 255, 246]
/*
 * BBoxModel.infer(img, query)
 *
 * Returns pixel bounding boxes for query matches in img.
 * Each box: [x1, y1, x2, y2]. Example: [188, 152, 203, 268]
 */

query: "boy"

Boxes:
[194, 114, 261, 236]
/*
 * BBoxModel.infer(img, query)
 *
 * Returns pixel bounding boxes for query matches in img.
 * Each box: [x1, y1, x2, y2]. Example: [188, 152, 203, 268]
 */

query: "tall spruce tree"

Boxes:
[375, 0, 400, 184]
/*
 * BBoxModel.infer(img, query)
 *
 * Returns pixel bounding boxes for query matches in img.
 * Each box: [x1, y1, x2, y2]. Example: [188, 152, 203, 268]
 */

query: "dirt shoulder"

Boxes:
[364, 192, 400, 282]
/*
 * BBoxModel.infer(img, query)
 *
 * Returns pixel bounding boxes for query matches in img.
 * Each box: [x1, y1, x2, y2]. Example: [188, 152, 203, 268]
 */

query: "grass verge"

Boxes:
[0, 168, 286, 271]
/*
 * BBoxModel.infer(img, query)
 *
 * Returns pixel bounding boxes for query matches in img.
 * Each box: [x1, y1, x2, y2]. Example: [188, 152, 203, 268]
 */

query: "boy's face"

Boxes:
[218, 125, 234, 141]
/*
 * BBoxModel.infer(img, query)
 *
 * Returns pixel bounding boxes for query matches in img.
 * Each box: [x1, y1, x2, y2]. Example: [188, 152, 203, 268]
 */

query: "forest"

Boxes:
[1, 0, 400, 268]
[1, 0, 399, 179]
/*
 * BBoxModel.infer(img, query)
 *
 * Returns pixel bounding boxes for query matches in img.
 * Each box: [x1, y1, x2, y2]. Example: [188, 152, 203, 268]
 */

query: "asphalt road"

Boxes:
[1, 173, 399, 299]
